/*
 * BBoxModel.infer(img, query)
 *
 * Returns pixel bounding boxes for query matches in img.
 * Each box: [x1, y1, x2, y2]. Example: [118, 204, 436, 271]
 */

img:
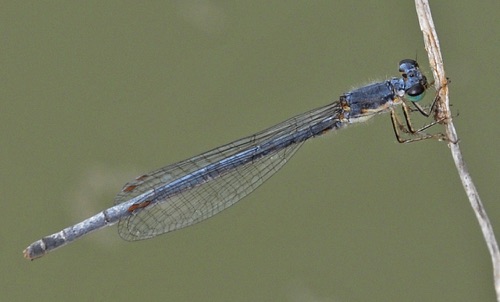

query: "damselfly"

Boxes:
[24, 59, 442, 260]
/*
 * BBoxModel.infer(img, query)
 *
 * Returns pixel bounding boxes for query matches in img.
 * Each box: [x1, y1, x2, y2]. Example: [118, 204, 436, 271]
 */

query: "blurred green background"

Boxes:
[3, 1, 499, 301]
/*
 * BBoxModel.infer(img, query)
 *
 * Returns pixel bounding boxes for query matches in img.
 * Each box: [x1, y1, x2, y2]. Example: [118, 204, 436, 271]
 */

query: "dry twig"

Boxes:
[415, 1, 500, 300]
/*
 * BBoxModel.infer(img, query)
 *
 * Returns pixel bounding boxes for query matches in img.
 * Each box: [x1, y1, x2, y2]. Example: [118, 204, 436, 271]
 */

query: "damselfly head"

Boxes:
[398, 59, 428, 102]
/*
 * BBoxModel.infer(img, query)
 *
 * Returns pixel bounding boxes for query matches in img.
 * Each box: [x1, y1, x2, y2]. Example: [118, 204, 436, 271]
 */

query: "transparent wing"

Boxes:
[114, 102, 340, 241]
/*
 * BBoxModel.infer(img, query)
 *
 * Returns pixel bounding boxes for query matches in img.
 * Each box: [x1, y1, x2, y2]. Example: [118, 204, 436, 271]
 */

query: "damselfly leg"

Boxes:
[390, 92, 447, 143]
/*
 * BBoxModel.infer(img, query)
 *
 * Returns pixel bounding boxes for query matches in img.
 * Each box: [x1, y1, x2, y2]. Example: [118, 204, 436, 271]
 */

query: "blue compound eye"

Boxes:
[406, 83, 426, 102]
[398, 59, 418, 72]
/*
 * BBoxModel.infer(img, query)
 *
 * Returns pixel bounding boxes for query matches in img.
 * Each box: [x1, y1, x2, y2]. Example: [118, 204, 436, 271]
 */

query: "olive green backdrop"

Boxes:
[3, 1, 499, 301]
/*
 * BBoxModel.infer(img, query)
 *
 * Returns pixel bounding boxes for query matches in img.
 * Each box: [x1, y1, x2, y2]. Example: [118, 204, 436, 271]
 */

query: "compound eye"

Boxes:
[399, 59, 418, 72]
[399, 59, 418, 66]
[406, 83, 426, 102]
